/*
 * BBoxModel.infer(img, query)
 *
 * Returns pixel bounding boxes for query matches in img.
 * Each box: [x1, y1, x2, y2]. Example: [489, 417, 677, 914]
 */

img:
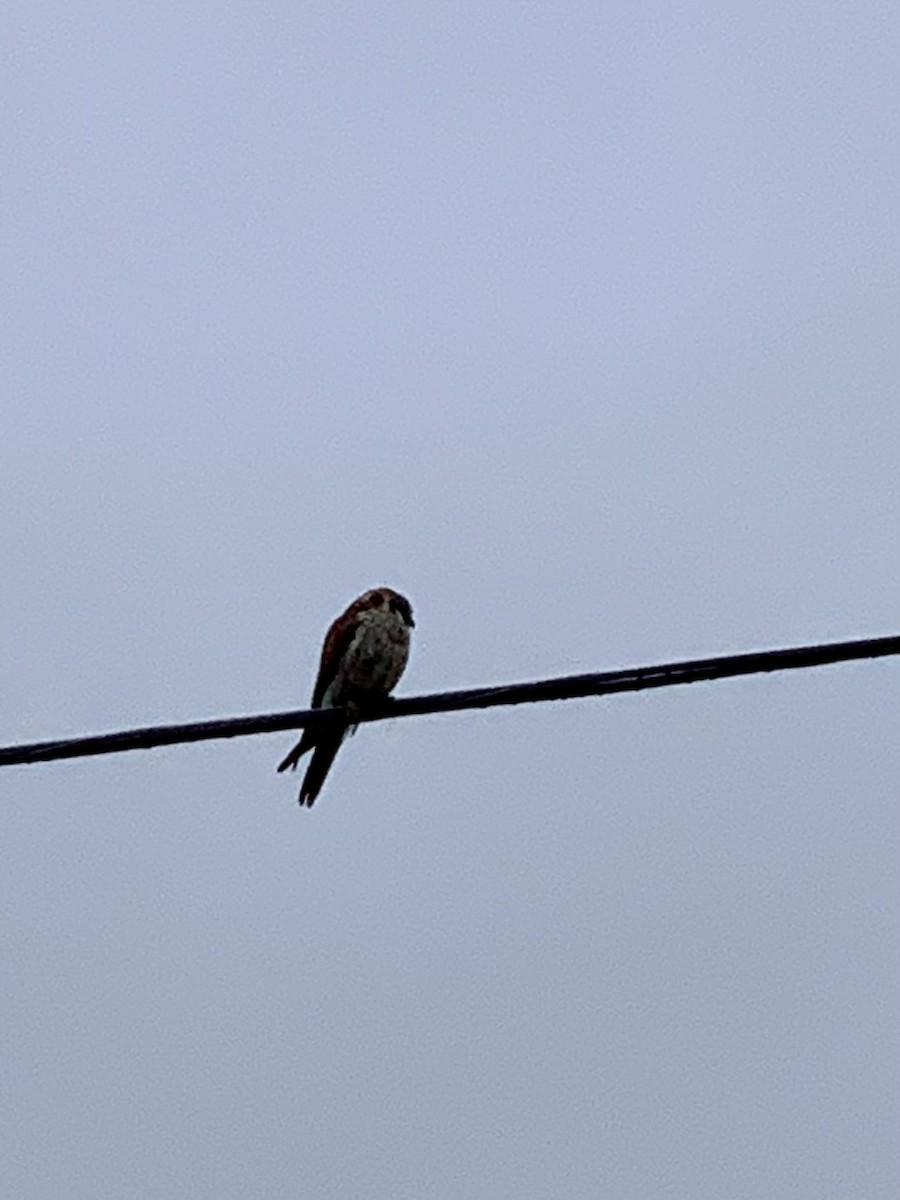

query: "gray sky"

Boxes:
[1, 1, 897, 1196]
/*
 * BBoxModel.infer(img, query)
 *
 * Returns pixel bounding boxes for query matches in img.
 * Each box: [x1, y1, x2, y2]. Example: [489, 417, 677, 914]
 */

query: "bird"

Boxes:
[276, 588, 415, 807]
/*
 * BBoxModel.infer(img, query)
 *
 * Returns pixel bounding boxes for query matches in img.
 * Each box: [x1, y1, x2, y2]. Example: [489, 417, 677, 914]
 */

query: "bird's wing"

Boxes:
[275, 598, 367, 774]
[310, 598, 367, 707]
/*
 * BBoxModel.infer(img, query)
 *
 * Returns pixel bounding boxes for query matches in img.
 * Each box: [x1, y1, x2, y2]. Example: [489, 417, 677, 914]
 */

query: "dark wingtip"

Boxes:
[277, 736, 310, 773]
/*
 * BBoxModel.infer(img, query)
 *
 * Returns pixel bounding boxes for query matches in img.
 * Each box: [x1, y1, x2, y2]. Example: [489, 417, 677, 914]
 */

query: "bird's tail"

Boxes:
[297, 730, 346, 807]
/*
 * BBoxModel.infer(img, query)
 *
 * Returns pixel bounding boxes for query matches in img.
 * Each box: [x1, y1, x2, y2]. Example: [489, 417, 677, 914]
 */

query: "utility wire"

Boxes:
[1, 634, 897, 768]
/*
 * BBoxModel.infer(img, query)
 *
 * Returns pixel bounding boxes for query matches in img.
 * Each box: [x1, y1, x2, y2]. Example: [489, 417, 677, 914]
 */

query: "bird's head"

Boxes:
[361, 587, 415, 628]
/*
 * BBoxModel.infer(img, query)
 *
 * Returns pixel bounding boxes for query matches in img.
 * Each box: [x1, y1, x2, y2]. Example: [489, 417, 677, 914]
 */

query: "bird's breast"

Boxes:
[330, 611, 410, 702]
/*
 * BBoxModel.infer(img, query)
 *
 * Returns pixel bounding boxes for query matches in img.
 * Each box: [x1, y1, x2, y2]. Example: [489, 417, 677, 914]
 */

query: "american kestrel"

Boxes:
[276, 587, 415, 807]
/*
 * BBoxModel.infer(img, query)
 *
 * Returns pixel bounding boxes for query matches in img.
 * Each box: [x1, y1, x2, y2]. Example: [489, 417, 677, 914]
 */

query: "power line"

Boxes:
[1, 634, 897, 768]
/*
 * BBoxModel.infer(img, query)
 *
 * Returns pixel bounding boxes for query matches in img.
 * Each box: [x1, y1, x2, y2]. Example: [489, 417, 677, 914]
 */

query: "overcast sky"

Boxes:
[1, 1, 897, 1197]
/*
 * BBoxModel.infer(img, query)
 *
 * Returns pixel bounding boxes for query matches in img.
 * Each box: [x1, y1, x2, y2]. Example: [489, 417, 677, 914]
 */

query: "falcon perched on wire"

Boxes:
[276, 587, 415, 807]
